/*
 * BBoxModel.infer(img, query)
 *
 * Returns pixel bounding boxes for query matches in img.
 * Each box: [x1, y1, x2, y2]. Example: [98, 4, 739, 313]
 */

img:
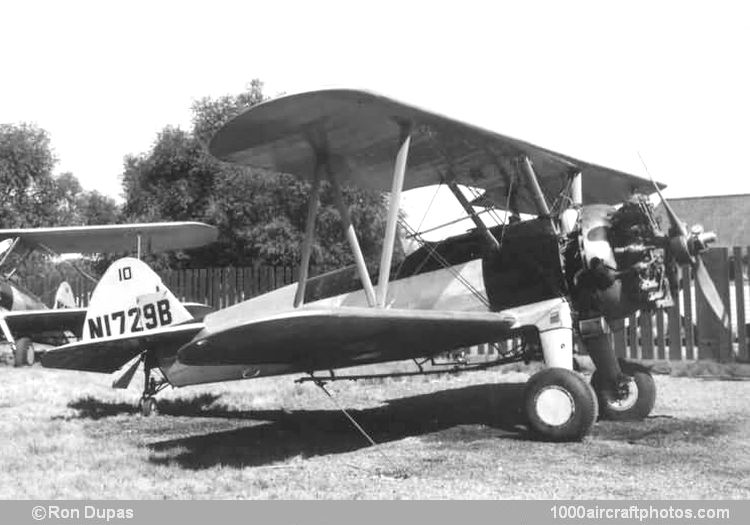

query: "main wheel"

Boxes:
[591, 359, 656, 421]
[139, 397, 158, 417]
[13, 337, 35, 367]
[523, 367, 598, 442]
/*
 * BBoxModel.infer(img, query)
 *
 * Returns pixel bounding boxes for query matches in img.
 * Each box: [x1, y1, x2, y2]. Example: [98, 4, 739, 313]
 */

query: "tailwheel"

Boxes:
[138, 355, 167, 417]
[591, 360, 656, 421]
[139, 396, 159, 417]
[523, 367, 597, 442]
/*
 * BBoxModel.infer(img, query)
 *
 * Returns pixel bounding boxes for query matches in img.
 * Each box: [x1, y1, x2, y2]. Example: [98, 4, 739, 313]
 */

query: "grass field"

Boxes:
[1, 361, 749, 499]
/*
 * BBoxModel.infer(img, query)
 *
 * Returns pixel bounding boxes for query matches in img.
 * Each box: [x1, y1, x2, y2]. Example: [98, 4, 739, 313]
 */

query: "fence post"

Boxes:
[627, 313, 638, 360]
[242, 267, 253, 300]
[682, 265, 695, 360]
[696, 248, 731, 361]
[639, 311, 654, 360]
[655, 309, 665, 361]
[734, 247, 747, 361]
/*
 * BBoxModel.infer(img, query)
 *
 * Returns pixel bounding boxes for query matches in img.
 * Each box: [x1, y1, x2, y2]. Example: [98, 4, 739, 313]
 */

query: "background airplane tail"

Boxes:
[53, 281, 76, 309]
[83, 257, 193, 341]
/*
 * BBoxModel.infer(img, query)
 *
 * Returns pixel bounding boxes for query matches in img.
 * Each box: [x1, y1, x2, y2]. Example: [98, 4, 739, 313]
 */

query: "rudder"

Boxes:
[83, 257, 192, 341]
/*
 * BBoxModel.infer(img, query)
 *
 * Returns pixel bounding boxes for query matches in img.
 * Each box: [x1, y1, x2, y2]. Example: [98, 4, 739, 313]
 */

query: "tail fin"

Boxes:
[83, 257, 192, 341]
[53, 281, 76, 309]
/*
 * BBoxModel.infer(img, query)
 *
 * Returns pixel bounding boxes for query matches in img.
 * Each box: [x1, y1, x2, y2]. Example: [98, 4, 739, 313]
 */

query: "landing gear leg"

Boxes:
[138, 352, 165, 417]
[523, 309, 597, 441]
[581, 317, 656, 421]
[13, 337, 35, 367]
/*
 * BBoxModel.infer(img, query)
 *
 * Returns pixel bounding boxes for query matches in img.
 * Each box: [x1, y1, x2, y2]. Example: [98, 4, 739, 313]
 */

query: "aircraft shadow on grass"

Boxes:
[67, 382, 531, 469]
[65, 382, 737, 471]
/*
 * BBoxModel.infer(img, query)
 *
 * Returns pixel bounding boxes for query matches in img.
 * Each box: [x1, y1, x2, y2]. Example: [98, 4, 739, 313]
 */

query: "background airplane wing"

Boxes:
[177, 307, 516, 368]
[0, 222, 218, 254]
[2, 308, 87, 339]
[209, 89, 661, 214]
[40, 323, 204, 373]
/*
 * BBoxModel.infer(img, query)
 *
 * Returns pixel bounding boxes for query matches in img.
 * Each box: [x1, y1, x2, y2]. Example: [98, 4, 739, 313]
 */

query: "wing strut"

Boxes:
[447, 181, 500, 251]
[329, 165, 377, 306]
[520, 156, 550, 216]
[37, 243, 97, 283]
[376, 123, 411, 307]
[571, 171, 583, 205]
[294, 161, 323, 307]
[0, 237, 20, 270]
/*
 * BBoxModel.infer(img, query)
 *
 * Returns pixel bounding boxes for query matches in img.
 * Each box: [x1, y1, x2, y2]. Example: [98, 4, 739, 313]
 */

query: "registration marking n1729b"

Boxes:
[87, 299, 173, 338]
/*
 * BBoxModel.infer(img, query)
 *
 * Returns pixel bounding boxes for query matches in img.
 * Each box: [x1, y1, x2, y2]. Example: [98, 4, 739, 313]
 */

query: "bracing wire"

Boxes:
[398, 218, 490, 308]
[312, 379, 409, 479]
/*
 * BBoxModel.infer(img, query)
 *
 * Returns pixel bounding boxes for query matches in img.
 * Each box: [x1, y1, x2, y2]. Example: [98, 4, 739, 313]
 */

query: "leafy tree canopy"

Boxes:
[0, 123, 120, 229]
[122, 80, 392, 272]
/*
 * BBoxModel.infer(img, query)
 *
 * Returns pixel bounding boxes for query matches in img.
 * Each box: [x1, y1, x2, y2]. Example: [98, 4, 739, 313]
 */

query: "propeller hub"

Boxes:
[689, 230, 717, 254]
[667, 224, 717, 264]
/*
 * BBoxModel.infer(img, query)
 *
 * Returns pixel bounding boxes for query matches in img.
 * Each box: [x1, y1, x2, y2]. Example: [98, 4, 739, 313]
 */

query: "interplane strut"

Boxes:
[295, 121, 414, 309]
[376, 123, 412, 307]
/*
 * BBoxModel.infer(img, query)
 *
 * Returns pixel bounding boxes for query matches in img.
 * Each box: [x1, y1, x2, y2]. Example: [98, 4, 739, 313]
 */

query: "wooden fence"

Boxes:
[21, 264, 300, 310]
[19, 247, 750, 363]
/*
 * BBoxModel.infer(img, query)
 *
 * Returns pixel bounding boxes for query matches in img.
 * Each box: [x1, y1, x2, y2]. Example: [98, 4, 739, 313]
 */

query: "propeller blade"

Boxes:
[112, 355, 142, 389]
[694, 257, 729, 329]
[638, 152, 687, 238]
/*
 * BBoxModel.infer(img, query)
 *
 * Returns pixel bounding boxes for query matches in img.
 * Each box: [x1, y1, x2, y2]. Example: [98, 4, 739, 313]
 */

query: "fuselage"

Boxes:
[160, 217, 572, 386]
[0, 279, 48, 312]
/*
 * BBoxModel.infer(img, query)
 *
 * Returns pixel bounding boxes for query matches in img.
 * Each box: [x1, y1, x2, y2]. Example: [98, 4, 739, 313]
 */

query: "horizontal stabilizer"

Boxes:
[41, 323, 204, 373]
[2, 308, 87, 338]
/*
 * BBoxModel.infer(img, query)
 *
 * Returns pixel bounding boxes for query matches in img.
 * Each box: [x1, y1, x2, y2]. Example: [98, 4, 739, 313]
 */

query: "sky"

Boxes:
[2, 0, 749, 237]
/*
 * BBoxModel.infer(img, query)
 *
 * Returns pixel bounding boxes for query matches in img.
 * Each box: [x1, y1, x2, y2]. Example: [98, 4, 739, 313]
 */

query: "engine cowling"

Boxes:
[569, 196, 673, 322]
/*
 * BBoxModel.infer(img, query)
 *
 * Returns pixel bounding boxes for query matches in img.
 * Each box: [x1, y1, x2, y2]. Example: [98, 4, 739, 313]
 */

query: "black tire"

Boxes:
[13, 337, 35, 367]
[140, 397, 158, 417]
[523, 367, 598, 442]
[591, 360, 656, 421]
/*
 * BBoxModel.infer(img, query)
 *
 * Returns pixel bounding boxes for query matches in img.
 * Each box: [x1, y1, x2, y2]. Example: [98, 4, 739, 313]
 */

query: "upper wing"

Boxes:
[177, 307, 515, 368]
[0, 222, 218, 254]
[209, 89, 661, 214]
[40, 323, 204, 373]
[2, 308, 87, 339]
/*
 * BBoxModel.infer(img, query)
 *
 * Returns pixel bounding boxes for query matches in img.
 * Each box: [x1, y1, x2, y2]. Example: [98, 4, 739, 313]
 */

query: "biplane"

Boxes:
[0, 222, 217, 366]
[40, 90, 726, 442]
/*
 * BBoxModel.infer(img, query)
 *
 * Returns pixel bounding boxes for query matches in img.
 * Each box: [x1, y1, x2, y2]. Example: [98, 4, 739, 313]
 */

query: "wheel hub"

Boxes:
[607, 377, 639, 411]
[535, 386, 575, 426]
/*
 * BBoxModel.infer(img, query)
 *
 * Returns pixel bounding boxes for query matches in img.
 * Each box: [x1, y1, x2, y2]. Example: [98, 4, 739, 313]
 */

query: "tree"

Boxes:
[77, 190, 120, 225]
[0, 123, 118, 229]
[122, 126, 216, 222]
[122, 80, 391, 272]
[0, 123, 59, 227]
[53, 172, 83, 225]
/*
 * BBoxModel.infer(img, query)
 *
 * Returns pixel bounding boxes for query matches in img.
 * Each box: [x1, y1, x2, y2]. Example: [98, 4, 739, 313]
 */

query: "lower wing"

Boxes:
[178, 307, 516, 369]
